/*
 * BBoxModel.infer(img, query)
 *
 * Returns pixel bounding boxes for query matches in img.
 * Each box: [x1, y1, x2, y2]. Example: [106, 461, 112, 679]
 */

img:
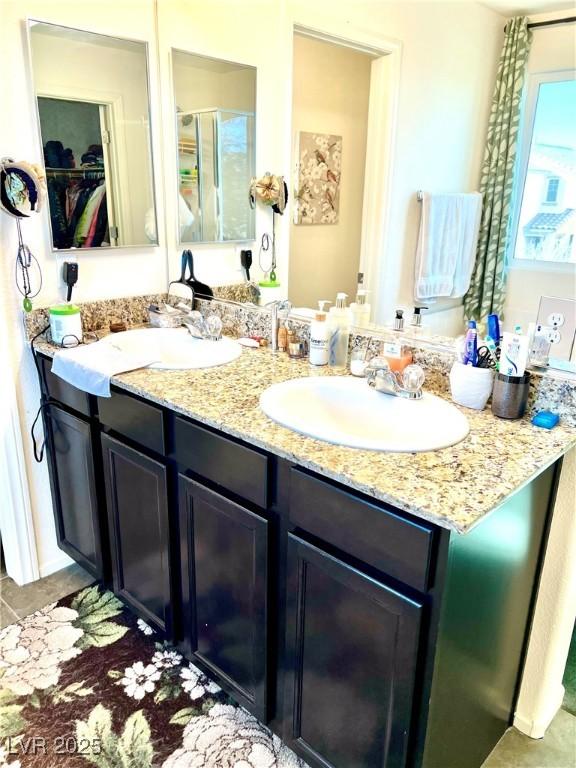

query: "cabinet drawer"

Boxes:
[98, 391, 165, 455]
[173, 417, 268, 508]
[40, 355, 92, 417]
[289, 468, 435, 592]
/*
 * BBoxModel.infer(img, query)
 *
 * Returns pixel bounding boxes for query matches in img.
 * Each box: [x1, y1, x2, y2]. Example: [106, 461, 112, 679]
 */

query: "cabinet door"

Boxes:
[102, 433, 172, 635]
[284, 534, 423, 768]
[44, 404, 105, 579]
[179, 476, 268, 720]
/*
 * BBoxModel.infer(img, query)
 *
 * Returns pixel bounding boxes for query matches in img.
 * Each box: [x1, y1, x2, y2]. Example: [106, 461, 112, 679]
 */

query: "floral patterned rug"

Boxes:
[0, 584, 306, 767]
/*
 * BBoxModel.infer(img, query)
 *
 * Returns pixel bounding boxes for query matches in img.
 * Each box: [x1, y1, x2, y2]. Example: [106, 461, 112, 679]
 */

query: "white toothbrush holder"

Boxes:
[449, 362, 494, 410]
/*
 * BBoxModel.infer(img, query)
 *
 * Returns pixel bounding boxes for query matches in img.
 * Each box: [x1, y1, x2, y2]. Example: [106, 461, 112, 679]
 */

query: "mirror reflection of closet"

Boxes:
[172, 50, 256, 244]
[28, 21, 158, 250]
[37, 97, 118, 248]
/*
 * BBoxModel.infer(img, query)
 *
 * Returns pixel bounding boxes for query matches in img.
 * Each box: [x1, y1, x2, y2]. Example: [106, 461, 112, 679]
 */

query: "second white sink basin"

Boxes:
[101, 327, 242, 370]
[260, 376, 469, 452]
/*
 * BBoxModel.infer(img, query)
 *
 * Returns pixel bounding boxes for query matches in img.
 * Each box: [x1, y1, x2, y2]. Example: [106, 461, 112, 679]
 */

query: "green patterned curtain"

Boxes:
[464, 17, 532, 322]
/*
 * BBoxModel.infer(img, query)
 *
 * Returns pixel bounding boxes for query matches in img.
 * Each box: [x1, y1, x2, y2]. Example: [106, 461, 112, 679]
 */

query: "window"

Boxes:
[545, 177, 560, 204]
[510, 73, 576, 265]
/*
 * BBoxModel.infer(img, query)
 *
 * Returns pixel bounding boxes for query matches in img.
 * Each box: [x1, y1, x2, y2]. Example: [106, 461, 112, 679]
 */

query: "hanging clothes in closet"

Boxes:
[43, 141, 110, 249]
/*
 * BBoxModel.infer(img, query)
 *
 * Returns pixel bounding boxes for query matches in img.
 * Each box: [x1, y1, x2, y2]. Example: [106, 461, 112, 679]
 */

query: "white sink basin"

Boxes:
[101, 327, 241, 370]
[260, 376, 469, 452]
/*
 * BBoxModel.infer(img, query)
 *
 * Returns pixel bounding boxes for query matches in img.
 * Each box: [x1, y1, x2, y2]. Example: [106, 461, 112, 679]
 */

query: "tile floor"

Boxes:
[482, 709, 576, 768]
[0, 562, 94, 629]
[0, 564, 575, 767]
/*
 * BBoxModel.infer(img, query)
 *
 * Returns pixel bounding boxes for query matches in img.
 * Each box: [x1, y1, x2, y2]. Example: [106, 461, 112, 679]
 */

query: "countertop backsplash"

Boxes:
[24, 291, 576, 427]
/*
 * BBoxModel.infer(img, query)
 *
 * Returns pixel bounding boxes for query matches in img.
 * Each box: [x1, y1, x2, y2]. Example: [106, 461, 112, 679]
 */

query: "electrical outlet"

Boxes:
[537, 296, 575, 362]
[547, 312, 565, 327]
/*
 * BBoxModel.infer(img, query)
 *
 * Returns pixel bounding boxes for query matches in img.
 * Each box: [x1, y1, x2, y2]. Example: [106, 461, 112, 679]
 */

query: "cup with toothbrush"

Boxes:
[449, 320, 496, 410]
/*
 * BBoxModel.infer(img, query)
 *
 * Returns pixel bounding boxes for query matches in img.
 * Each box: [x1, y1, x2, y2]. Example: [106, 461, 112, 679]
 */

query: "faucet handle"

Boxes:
[402, 364, 425, 392]
[205, 314, 223, 341]
[366, 355, 391, 372]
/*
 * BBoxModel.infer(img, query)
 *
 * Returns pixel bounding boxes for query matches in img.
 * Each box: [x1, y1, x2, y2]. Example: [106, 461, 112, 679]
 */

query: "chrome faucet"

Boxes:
[365, 357, 425, 400]
[267, 299, 292, 351]
[180, 309, 223, 341]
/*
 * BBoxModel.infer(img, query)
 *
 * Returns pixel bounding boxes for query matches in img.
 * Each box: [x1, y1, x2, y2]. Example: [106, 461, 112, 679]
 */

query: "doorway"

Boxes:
[289, 33, 376, 309]
[286, 25, 399, 319]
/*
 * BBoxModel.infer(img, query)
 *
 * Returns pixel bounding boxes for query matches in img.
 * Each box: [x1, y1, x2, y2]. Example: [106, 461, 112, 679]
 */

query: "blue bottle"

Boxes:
[487, 314, 500, 345]
[463, 320, 478, 366]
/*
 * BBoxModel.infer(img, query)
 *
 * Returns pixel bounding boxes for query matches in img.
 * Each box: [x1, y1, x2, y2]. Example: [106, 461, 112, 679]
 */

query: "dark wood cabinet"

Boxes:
[44, 404, 105, 579]
[179, 476, 269, 720]
[101, 433, 173, 636]
[39, 357, 558, 768]
[284, 534, 423, 768]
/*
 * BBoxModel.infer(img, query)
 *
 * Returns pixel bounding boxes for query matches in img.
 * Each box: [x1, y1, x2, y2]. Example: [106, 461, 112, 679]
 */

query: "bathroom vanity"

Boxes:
[36, 347, 573, 768]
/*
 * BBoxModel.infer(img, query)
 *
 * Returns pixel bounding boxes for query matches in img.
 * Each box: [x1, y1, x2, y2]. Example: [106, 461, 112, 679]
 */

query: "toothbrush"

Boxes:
[484, 336, 499, 369]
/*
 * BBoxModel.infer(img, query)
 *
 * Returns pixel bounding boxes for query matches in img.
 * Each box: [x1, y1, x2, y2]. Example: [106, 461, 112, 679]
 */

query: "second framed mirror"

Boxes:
[172, 50, 256, 244]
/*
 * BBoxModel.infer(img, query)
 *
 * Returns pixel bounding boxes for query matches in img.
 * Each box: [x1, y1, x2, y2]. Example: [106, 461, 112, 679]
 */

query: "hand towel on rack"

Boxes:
[51, 339, 160, 398]
[414, 192, 482, 301]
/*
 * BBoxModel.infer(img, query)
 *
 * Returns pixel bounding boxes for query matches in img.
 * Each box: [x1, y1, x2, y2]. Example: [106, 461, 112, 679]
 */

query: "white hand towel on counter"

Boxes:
[414, 192, 482, 301]
[51, 339, 160, 397]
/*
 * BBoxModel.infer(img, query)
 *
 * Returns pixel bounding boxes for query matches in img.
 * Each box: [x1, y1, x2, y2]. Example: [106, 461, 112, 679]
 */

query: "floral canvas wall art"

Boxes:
[294, 132, 342, 225]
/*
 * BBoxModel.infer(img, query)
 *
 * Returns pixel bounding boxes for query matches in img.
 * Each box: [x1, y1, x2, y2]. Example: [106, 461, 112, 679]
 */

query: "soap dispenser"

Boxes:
[309, 301, 330, 366]
[328, 292, 351, 368]
[394, 309, 404, 331]
[411, 306, 427, 327]
[350, 290, 371, 327]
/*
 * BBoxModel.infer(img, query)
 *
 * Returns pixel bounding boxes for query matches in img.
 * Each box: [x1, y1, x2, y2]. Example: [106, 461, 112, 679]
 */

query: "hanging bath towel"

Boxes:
[414, 192, 482, 301]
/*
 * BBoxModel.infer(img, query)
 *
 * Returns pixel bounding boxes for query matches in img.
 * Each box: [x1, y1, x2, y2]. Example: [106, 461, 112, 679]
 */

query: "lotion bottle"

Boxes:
[328, 292, 351, 368]
[350, 290, 371, 327]
[309, 302, 330, 366]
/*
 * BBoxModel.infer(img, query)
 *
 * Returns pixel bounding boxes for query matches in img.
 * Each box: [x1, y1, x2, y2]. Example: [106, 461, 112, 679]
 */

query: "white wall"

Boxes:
[173, 53, 255, 114]
[289, 34, 372, 308]
[286, 0, 504, 336]
[158, 0, 506, 309]
[503, 19, 576, 333]
[0, 0, 168, 576]
[156, 0, 292, 291]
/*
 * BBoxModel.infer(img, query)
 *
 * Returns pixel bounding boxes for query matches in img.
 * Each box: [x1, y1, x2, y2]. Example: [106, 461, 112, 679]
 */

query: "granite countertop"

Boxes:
[36, 338, 576, 535]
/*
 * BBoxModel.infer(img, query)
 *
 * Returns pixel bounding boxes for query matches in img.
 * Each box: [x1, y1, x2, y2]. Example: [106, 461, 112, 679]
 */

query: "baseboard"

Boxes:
[39, 552, 74, 579]
[513, 683, 566, 738]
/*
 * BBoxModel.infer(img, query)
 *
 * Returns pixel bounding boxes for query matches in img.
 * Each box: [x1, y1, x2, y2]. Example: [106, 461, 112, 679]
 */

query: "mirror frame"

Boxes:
[26, 18, 160, 252]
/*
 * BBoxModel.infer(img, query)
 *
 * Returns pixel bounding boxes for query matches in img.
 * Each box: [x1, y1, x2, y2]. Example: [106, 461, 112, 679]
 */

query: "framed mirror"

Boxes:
[172, 50, 256, 243]
[28, 21, 158, 250]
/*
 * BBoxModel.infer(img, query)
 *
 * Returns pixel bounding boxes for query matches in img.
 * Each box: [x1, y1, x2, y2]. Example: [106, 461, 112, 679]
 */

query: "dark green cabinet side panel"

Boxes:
[422, 464, 557, 768]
